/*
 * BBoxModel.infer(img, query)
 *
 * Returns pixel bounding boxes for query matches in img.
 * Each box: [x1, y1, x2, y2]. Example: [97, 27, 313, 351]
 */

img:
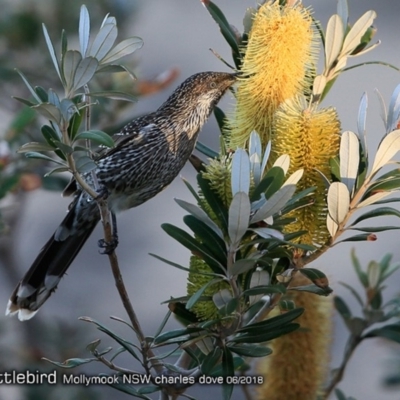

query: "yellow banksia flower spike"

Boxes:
[229, 1, 318, 148]
[257, 274, 333, 400]
[272, 96, 341, 247]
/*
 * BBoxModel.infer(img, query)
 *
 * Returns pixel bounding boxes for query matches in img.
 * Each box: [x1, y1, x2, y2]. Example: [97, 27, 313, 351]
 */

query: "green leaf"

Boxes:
[96, 64, 136, 80]
[201, 347, 223, 374]
[231, 149, 250, 196]
[228, 343, 272, 358]
[73, 57, 99, 91]
[243, 284, 286, 297]
[161, 223, 225, 274]
[42, 175, 70, 190]
[43, 357, 95, 368]
[15, 69, 41, 104]
[334, 296, 352, 320]
[222, 346, 234, 400]
[74, 130, 115, 148]
[251, 166, 284, 202]
[228, 191, 250, 248]
[197, 174, 228, 232]
[230, 259, 256, 276]
[23, 152, 67, 166]
[214, 106, 227, 133]
[231, 323, 300, 344]
[330, 156, 341, 181]
[89, 21, 118, 61]
[79, 5, 90, 56]
[32, 103, 62, 123]
[289, 285, 333, 296]
[18, 142, 55, 153]
[154, 327, 204, 345]
[101, 37, 143, 64]
[328, 182, 350, 224]
[251, 184, 296, 223]
[364, 176, 400, 197]
[13, 97, 36, 107]
[176, 198, 224, 239]
[349, 226, 400, 233]
[88, 91, 137, 102]
[364, 324, 400, 343]
[202, 1, 240, 56]
[336, 233, 375, 243]
[352, 206, 400, 225]
[183, 215, 227, 264]
[34, 86, 48, 102]
[42, 24, 63, 84]
[74, 153, 97, 174]
[186, 278, 222, 310]
[63, 50, 82, 92]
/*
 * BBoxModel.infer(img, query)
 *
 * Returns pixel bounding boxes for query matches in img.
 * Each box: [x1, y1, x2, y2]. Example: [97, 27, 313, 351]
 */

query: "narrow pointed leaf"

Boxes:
[356, 192, 393, 208]
[175, 198, 224, 239]
[260, 141, 271, 176]
[371, 130, 400, 175]
[73, 57, 99, 91]
[87, 91, 137, 102]
[251, 185, 296, 223]
[352, 206, 400, 225]
[79, 5, 90, 56]
[325, 14, 344, 69]
[186, 278, 222, 310]
[386, 84, 400, 133]
[327, 182, 350, 224]
[89, 23, 118, 61]
[231, 148, 250, 196]
[63, 50, 82, 92]
[15, 69, 41, 103]
[42, 24, 62, 82]
[283, 169, 304, 186]
[273, 154, 290, 175]
[337, 0, 349, 27]
[32, 103, 62, 123]
[340, 11, 377, 56]
[313, 74, 327, 98]
[229, 344, 272, 358]
[340, 131, 360, 194]
[228, 191, 250, 247]
[74, 130, 114, 148]
[101, 37, 144, 64]
[251, 227, 284, 241]
[18, 142, 55, 153]
[230, 259, 256, 276]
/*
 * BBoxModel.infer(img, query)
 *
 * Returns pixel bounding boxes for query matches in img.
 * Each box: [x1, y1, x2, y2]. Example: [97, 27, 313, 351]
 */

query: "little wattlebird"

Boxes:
[6, 71, 237, 321]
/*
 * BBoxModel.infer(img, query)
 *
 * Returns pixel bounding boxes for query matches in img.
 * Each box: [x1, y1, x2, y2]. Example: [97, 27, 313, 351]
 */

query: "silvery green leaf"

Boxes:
[340, 11, 377, 56]
[367, 261, 381, 288]
[348, 41, 380, 57]
[250, 153, 261, 186]
[18, 142, 55, 153]
[251, 193, 266, 212]
[32, 103, 62, 123]
[228, 191, 251, 248]
[101, 14, 116, 28]
[42, 24, 62, 83]
[313, 75, 327, 98]
[213, 289, 233, 309]
[87, 91, 137, 102]
[371, 129, 400, 175]
[96, 64, 136, 80]
[89, 23, 118, 61]
[249, 131, 262, 159]
[174, 198, 224, 239]
[325, 14, 344, 70]
[60, 98, 77, 122]
[73, 57, 99, 91]
[231, 148, 250, 196]
[273, 154, 290, 175]
[23, 152, 66, 166]
[283, 169, 304, 186]
[333, 56, 348, 75]
[250, 184, 296, 223]
[74, 154, 97, 174]
[260, 141, 271, 176]
[250, 227, 284, 241]
[356, 192, 393, 208]
[79, 5, 90, 56]
[386, 84, 400, 133]
[357, 92, 368, 156]
[48, 89, 61, 108]
[327, 182, 350, 224]
[194, 337, 214, 355]
[63, 50, 82, 93]
[248, 270, 270, 305]
[340, 131, 360, 195]
[15, 69, 41, 103]
[375, 88, 388, 129]
[101, 37, 144, 64]
[327, 213, 338, 237]
[337, 0, 349, 28]
[230, 259, 257, 276]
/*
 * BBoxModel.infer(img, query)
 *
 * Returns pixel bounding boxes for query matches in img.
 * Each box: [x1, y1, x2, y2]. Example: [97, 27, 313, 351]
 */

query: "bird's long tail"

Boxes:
[6, 203, 98, 321]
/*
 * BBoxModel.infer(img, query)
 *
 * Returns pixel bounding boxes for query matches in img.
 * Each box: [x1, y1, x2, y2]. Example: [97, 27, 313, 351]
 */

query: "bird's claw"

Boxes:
[95, 185, 109, 201]
[98, 236, 119, 254]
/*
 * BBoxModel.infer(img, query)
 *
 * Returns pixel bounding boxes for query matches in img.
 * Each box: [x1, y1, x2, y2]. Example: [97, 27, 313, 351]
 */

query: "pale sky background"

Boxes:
[1, 1, 400, 399]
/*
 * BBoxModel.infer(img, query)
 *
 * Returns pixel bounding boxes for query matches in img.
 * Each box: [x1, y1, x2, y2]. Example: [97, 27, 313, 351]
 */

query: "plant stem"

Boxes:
[324, 334, 362, 398]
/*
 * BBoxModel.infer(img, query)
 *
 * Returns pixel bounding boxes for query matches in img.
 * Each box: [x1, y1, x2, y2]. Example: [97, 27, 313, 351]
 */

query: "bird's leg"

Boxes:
[98, 212, 119, 254]
[95, 185, 119, 254]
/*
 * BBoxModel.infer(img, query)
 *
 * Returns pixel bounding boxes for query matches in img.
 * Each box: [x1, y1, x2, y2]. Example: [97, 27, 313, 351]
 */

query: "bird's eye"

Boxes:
[209, 81, 217, 89]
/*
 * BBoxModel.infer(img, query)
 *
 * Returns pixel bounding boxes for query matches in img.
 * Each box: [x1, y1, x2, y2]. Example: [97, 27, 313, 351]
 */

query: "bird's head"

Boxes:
[159, 71, 237, 126]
